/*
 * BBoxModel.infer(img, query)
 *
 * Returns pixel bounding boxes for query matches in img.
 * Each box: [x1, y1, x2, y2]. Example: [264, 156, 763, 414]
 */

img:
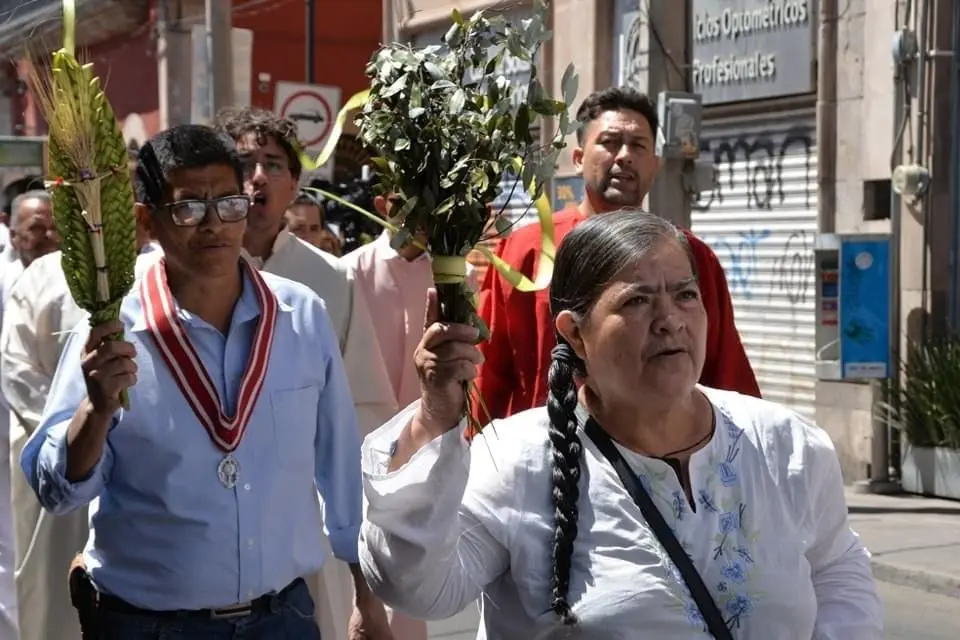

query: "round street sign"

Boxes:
[279, 89, 334, 149]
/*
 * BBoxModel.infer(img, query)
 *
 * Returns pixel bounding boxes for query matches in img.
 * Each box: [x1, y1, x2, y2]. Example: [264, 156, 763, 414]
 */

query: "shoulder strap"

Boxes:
[583, 418, 734, 640]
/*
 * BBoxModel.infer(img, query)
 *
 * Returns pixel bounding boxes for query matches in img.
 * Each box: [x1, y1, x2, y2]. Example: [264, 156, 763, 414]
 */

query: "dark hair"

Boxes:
[2, 175, 44, 215]
[575, 87, 659, 144]
[546, 209, 695, 625]
[134, 124, 243, 208]
[290, 190, 325, 224]
[214, 106, 302, 179]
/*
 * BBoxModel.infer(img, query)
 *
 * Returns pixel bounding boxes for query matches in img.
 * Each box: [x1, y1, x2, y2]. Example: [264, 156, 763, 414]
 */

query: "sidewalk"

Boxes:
[846, 488, 960, 599]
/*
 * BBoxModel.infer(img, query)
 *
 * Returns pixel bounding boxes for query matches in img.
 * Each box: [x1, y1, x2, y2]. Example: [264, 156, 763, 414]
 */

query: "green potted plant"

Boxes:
[885, 337, 960, 499]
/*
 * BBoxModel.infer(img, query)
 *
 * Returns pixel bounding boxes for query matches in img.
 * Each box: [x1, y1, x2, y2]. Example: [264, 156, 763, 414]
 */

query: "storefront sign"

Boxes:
[691, 0, 815, 104]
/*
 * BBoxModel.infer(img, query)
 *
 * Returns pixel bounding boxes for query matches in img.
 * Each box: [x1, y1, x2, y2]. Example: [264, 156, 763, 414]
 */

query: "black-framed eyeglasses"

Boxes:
[162, 195, 252, 227]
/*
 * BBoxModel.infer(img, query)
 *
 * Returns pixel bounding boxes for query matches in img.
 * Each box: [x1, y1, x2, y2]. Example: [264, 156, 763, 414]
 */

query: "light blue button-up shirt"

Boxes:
[21, 269, 362, 611]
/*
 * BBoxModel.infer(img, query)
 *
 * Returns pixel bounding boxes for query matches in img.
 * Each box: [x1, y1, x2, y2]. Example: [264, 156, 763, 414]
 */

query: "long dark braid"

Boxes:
[547, 341, 583, 625]
[545, 208, 697, 625]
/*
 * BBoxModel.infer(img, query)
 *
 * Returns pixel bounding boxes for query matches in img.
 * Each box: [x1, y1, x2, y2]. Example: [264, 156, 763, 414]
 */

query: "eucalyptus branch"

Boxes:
[356, 0, 578, 336]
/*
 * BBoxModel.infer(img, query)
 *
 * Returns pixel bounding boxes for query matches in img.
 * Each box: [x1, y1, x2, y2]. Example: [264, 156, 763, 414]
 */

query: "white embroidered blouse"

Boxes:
[359, 387, 883, 639]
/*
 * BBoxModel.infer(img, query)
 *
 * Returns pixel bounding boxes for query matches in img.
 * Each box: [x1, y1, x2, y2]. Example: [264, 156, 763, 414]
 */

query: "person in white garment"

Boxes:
[1, 250, 87, 640]
[0, 190, 59, 638]
[359, 210, 884, 639]
[215, 106, 394, 640]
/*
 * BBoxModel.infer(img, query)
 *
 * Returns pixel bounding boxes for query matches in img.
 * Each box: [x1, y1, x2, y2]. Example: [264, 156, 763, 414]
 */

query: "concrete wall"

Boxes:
[816, 0, 952, 482]
[814, 0, 893, 481]
[550, 0, 608, 176]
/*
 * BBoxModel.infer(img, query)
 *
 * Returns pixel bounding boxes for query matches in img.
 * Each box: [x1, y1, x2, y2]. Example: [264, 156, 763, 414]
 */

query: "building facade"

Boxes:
[387, 0, 955, 486]
[686, 1, 820, 419]
[6, 0, 381, 178]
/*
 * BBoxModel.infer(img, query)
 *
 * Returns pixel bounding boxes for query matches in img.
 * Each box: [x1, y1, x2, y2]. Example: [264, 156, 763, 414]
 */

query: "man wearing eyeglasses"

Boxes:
[20, 125, 390, 638]
[214, 107, 395, 640]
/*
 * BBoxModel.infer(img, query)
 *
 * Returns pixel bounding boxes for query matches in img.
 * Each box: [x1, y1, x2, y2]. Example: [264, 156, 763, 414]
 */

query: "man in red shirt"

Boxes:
[474, 87, 760, 423]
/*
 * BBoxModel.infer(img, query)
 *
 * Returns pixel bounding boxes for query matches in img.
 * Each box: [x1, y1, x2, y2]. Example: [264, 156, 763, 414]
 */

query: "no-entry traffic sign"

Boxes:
[274, 82, 342, 153]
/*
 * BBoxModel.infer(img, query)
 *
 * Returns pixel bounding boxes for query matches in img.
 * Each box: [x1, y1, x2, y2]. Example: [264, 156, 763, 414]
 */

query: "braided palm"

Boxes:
[48, 51, 137, 327]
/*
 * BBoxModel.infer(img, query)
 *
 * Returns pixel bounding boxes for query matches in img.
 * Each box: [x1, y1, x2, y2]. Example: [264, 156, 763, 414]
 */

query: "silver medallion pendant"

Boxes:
[217, 454, 240, 489]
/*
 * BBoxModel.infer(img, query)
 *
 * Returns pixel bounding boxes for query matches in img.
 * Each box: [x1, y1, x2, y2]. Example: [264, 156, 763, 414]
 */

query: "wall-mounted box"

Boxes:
[814, 233, 892, 381]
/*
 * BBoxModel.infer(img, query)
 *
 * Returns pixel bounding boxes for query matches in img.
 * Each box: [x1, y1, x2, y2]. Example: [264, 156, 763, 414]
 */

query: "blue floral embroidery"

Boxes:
[698, 489, 719, 513]
[724, 412, 741, 439]
[684, 602, 707, 632]
[725, 593, 755, 629]
[671, 491, 686, 521]
[717, 462, 737, 486]
[718, 510, 739, 533]
[721, 562, 748, 584]
[712, 504, 747, 560]
[629, 407, 763, 632]
[717, 428, 744, 487]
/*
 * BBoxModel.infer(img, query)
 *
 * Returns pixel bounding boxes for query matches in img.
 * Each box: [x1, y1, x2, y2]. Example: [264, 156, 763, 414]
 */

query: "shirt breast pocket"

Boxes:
[270, 385, 321, 468]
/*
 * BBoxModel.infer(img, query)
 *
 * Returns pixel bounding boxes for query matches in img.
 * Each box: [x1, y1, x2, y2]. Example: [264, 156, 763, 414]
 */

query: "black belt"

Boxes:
[96, 577, 304, 620]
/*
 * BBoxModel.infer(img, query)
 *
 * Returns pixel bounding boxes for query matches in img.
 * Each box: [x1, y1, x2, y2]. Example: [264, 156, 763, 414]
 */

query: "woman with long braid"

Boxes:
[358, 210, 883, 638]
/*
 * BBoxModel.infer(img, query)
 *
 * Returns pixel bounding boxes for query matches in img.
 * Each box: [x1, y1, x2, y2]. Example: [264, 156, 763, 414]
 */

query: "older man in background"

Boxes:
[0, 189, 61, 640]
[2, 190, 57, 292]
[1, 249, 85, 640]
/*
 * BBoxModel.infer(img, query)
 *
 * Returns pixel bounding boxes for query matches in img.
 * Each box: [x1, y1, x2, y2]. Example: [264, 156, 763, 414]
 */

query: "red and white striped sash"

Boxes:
[139, 258, 278, 452]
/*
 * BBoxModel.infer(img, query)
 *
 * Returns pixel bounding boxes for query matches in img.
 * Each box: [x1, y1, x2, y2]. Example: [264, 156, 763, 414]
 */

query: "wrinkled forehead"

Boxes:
[19, 196, 51, 215]
[604, 239, 696, 294]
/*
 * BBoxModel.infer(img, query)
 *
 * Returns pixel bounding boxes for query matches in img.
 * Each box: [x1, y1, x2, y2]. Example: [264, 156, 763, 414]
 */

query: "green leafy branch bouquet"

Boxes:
[356, 0, 579, 333]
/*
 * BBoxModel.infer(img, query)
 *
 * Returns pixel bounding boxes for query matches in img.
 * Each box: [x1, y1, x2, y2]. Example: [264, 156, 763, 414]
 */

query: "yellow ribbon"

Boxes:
[62, 0, 76, 57]
[432, 256, 468, 284]
[476, 160, 556, 292]
[299, 89, 371, 171]
[301, 90, 557, 292]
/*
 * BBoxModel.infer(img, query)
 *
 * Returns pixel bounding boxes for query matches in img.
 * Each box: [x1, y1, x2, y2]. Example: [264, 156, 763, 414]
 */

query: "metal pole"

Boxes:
[306, 0, 316, 83]
[866, 41, 906, 495]
[205, 0, 215, 120]
[202, 0, 233, 121]
[816, 0, 837, 234]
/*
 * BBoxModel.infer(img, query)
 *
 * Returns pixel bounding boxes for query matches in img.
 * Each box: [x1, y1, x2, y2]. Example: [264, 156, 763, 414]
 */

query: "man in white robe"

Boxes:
[2, 205, 200, 640]
[216, 106, 394, 640]
[1, 197, 77, 640]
